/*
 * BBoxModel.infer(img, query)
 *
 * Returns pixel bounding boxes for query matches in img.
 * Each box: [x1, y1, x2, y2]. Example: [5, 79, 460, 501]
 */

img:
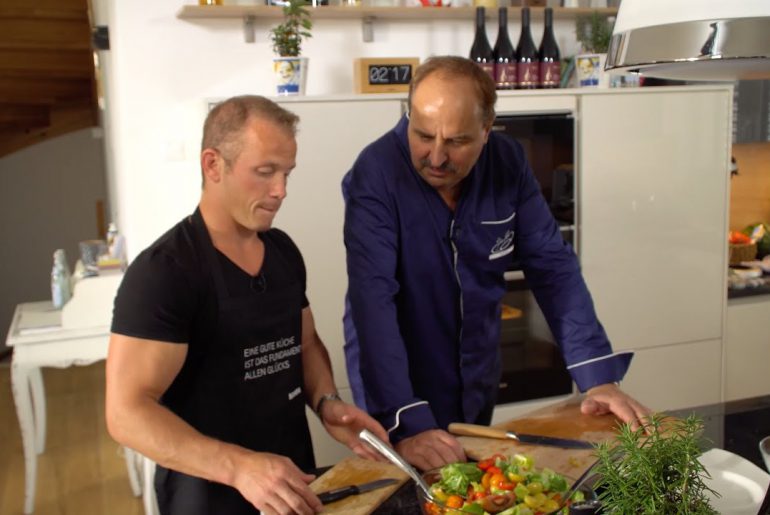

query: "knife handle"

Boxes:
[448, 423, 510, 439]
[318, 485, 357, 504]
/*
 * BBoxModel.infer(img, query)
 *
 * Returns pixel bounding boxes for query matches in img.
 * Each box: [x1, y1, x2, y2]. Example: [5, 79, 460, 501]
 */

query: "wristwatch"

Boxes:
[315, 392, 342, 417]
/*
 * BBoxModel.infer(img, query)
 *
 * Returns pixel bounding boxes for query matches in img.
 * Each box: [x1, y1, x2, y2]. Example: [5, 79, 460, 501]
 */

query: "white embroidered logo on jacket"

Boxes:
[481, 211, 516, 260]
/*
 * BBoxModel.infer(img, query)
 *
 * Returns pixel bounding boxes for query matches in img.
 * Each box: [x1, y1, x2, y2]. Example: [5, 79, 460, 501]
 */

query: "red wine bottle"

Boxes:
[516, 7, 539, 89]
[539, 7, 561, 88]
[493, 7, 516, 90]
[470, 7, 494, 80]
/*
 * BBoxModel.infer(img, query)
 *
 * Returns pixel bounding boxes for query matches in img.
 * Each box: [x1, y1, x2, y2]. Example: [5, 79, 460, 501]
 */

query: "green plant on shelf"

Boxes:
[269, 0, 313, 57]
[575, 11, 614, 54]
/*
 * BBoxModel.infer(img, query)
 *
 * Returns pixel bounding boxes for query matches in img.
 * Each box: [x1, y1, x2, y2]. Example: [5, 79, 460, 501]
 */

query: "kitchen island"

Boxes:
[368, 395, 770, 514]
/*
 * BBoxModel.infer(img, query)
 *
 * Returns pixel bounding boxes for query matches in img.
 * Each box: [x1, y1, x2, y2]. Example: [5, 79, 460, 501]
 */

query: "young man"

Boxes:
[343, 56, 650, 471]
[106, 95, 388, 515]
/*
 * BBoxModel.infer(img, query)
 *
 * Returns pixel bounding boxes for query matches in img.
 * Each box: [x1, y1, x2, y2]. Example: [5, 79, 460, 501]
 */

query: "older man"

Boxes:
[343, 56, 650, 471]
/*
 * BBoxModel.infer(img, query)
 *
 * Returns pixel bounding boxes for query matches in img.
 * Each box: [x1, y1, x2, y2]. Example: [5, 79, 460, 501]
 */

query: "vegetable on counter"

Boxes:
[423, 454, 580, 515]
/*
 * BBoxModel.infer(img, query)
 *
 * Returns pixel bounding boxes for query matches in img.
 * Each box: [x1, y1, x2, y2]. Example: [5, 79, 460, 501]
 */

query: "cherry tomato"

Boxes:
[487, 466, 502, 476]
[481, 471, 492, 490]
[478, 458, 495, 471]
[445, 495, 464, 509]
[490, 473, 513, 491]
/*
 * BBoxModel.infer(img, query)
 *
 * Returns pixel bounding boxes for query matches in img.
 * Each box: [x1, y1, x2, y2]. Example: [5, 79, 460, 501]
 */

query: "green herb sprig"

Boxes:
[593, 414, 719, 514]
[269, 0, 312, 57]
[575, 11, 614, 54]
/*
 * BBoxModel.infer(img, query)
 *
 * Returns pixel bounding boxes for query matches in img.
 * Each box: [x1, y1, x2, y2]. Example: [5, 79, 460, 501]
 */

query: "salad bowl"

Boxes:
[416, 454, 597, 515]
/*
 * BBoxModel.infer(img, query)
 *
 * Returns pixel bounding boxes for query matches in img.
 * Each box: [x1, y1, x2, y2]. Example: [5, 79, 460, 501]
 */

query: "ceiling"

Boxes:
[0, 0, 99, 158]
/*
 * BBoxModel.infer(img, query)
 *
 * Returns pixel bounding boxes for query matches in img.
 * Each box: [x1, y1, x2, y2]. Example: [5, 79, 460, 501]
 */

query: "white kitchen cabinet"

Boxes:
[619, 339, 723, 412]
[725, 296, 770, 401]
[275, 96, 404, 393]
[577, 87, 732, 409]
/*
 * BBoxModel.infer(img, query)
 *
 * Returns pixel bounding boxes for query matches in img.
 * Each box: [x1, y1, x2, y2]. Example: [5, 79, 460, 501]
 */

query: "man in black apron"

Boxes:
[105, 96, 388, 515]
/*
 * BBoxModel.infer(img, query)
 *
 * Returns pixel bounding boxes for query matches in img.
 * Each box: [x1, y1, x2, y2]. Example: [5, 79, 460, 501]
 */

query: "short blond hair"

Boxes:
[202, 95, 299, 167]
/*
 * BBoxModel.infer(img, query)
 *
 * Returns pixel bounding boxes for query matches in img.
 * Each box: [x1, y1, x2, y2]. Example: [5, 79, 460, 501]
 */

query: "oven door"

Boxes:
[497, 275, 574, 405]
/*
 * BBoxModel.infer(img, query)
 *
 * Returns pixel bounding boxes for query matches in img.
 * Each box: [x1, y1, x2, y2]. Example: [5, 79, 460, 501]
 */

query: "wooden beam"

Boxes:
[0, 102, 97, 158]
[0, 104, 49, 130]
[0, 18, 90, 51]
[0, 77, 92, 102]
[0, 48, 93, 79]
[0, 7, 86, 21]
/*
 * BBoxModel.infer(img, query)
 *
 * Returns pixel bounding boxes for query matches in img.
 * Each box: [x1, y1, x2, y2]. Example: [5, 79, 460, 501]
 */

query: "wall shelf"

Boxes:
[177, 4, 618, 42]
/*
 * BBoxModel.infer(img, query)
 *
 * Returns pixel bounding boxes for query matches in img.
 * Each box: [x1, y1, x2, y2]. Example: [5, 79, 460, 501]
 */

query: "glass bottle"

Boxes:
[539, 7, 561, 88]
[493, 8, 516, 90]
[516, 7, 539, 89]
[470, 7, 495, 80]
[51, 249, 72, 309]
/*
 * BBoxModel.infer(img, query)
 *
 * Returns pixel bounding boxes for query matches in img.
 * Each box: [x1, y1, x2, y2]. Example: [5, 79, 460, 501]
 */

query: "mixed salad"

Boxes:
[423, 454, 584, 515]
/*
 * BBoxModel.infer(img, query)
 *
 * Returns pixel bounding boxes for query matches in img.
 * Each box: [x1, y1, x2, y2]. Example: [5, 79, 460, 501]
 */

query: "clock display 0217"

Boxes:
[354, 57, 420, 94]
[369, 64, 412, 85]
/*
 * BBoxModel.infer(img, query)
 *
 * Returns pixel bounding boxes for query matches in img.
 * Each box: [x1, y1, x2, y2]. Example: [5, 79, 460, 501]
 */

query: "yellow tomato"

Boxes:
[542, 498, 560, 512]
[527, 481, 543, 495]
[524, 494, 542, 508]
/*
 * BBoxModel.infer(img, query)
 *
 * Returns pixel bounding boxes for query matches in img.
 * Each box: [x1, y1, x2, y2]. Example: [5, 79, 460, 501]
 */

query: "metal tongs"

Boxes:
[358, 429, 435, 501]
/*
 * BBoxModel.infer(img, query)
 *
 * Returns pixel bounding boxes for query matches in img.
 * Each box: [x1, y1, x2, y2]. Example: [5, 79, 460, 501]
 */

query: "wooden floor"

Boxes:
[0, 361, 144, 515]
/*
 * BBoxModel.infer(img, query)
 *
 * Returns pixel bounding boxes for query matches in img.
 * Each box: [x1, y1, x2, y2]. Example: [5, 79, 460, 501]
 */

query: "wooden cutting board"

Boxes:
[310, 457, 409, 514]
[457, 397, 621, 481]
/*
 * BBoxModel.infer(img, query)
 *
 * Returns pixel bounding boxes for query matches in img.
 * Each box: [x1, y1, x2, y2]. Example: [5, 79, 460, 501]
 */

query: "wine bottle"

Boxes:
[539, 7, 561, 88]
[493, 8, 516, 90]
[516, 7, 539, 89]
[469, 7, 494, 79]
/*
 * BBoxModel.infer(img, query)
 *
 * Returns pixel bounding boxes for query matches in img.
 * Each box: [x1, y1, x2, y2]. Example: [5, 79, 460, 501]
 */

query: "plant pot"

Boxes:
[273, 57, 308, 96]
[575, 53, 609, 88]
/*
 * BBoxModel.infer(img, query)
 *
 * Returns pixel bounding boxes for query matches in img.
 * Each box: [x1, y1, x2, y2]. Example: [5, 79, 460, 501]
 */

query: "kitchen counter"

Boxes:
[370, 395, 770, 514]
[729, 282, 770, 299]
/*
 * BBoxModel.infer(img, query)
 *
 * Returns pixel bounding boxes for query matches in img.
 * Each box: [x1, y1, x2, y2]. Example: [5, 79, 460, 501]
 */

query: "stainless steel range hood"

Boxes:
[605, 0, 770, 81]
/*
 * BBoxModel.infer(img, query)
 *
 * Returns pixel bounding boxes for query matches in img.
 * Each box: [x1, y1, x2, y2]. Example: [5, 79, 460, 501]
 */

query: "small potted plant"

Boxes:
[270, 0, 312, 95]
[574, 12, 614, 87]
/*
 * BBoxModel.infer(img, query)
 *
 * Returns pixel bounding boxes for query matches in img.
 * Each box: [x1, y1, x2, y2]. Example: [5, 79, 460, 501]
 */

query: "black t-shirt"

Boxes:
[112, 215, 309, 346]
[111, 214, 311, 426]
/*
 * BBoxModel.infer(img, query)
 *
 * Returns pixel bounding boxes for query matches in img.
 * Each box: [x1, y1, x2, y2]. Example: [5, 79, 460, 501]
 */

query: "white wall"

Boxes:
[105, 0, 584, 257]
[0, 129, 108, 344]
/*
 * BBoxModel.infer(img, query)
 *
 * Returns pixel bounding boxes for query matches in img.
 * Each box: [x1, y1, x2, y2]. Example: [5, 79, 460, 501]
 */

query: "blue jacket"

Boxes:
[343, 116, 632, 443]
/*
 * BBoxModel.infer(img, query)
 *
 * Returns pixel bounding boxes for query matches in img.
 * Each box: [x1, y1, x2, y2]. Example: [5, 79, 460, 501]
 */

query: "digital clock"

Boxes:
[354, 57, 420, 94]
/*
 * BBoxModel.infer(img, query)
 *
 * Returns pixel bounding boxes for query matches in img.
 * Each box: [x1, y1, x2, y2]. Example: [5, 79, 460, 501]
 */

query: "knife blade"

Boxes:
[448, 422, 595, 450]
[317, 478, 400, 505]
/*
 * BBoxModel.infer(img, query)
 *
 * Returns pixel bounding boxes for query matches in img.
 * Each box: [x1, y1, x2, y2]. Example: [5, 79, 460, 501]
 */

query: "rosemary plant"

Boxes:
[593, 414, 719, 514]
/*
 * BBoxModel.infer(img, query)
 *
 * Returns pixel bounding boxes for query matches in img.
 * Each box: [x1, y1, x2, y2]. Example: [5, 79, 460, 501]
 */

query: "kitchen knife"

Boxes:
[448, 422, 595, 450]
[317, 478, 400, 505]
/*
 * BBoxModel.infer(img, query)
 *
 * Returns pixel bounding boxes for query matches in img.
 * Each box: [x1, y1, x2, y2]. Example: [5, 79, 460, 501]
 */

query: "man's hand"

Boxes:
[394, 429, 466, 471]
[582, 383, 652, 430]
[320, 400, 390, 462]
[233, 452, 322, 515]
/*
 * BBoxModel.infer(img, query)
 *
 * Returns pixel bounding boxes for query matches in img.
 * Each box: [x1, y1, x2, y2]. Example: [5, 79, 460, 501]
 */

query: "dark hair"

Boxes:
[408, 56, 497, 125]
[202, 95, 299, 166]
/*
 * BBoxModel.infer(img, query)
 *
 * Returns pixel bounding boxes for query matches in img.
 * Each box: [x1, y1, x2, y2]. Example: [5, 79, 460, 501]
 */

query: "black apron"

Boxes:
[155, 210, 315, 515]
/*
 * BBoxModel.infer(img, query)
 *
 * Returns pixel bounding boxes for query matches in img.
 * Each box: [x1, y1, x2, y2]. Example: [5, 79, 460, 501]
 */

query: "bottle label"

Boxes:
[477, 62, 495, 80]
[540, 61, 561, 87]
[517, 62, 539, 88]
[495, 63, 517, 89]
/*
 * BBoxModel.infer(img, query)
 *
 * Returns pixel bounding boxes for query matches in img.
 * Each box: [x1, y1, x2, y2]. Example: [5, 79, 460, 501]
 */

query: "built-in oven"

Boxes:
[492, 112, 577, 405]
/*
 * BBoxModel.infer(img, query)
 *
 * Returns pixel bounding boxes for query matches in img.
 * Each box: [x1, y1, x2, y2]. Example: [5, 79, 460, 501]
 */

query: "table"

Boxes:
[373, 395, 770, 514]
[6, 300, 141, 514]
